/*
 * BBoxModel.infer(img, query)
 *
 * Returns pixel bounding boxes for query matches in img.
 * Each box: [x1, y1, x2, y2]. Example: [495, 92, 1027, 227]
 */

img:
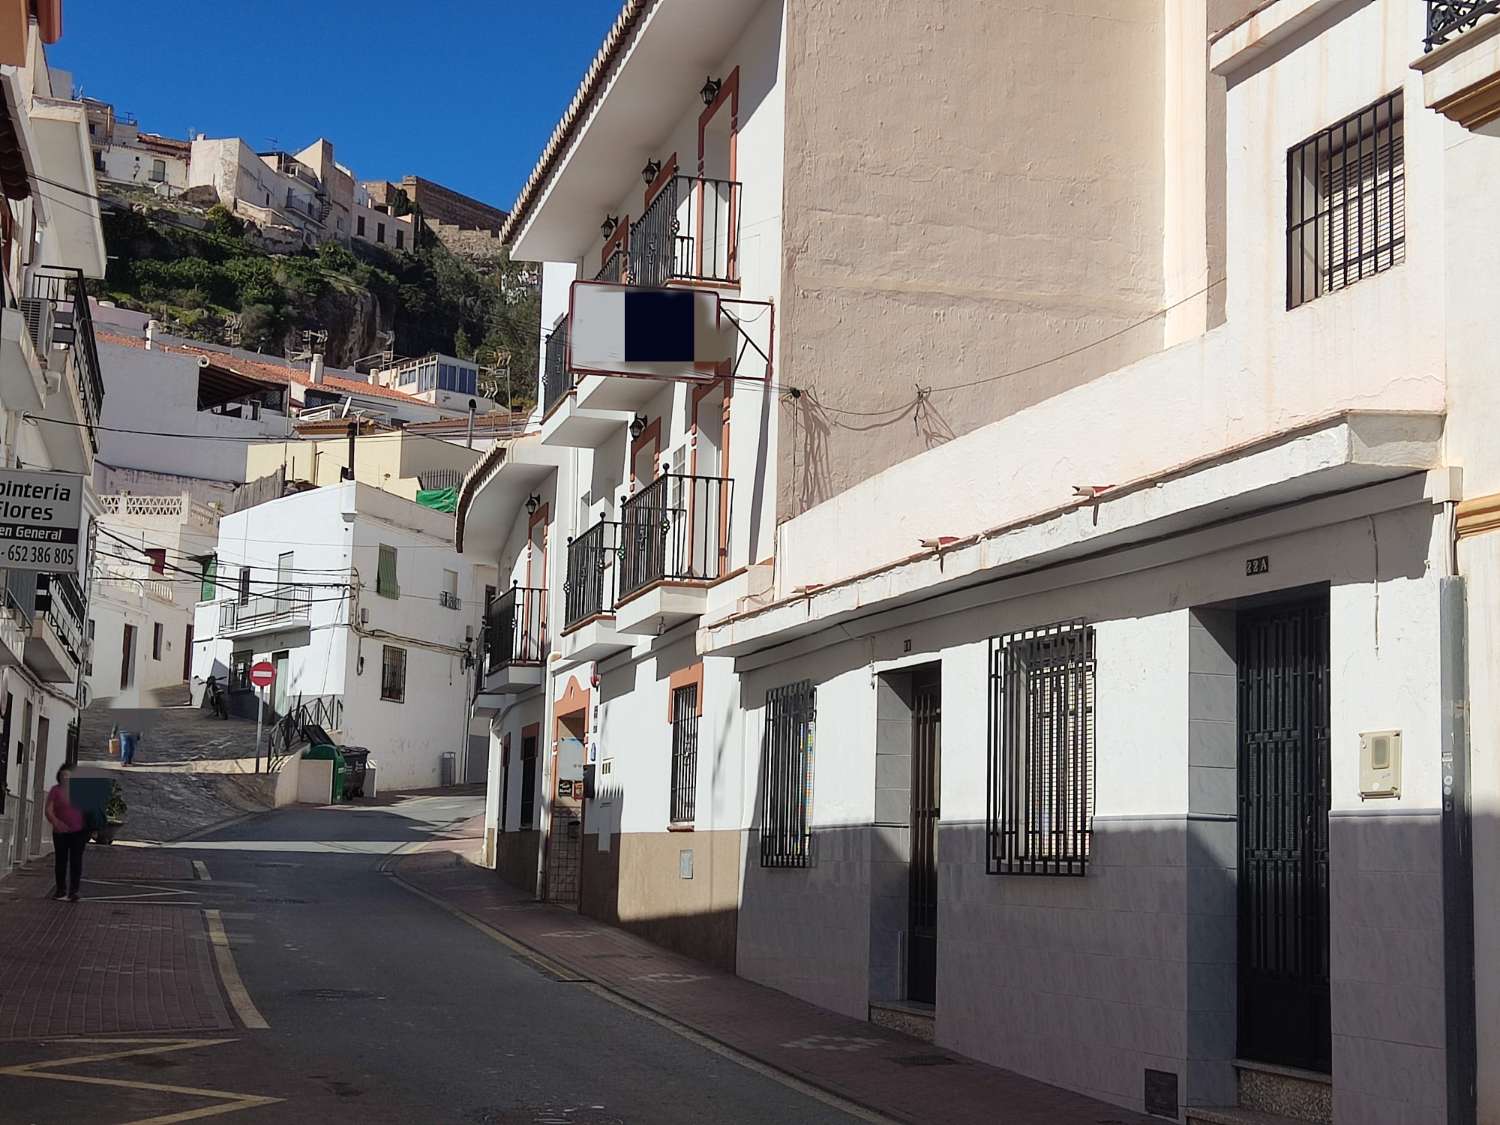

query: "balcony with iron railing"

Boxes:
[26, 266, 105, 447]
[595, 247, 626, 284]
[478, 584, 548, 700]
[1425, 0, 1500, 48]
[541, 314, 572, 418]
[1416, 1, 1500, 129]
[26, 572, 84, 681]
[220, 585, 313, 639]
[628, 176, 740, 289]
[615, 473, 733, 635]
[563, 518, 623, 633]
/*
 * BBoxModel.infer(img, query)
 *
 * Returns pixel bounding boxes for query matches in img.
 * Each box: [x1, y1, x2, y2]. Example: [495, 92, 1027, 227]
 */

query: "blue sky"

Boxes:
[49, 0, 625, 213]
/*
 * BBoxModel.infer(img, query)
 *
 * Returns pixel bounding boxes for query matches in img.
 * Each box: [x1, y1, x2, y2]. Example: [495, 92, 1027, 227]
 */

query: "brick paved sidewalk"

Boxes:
[396, 843, 1150, 1125]
[0, 851, 231, 1039]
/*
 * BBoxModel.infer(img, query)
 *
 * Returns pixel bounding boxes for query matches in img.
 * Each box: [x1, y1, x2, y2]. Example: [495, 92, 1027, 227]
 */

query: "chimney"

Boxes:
[341, 420, 356, 481]
[309, 353, 324, 384]
[145, 319, 161, 349]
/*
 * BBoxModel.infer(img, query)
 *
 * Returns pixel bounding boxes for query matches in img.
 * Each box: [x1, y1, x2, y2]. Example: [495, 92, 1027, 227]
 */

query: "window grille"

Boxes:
[759, 680, 815, 868]
[1287, 92, 1404, 309]
[380, 645, 406, 703]
[987, 620, 1096, 876]
[670, 683, 699, 823]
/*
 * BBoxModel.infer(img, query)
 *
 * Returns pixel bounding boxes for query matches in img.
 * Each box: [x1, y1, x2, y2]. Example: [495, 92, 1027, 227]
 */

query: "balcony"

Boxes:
[541, 314, 573, 419]
[0, 569, 34, 666]
[562, 519, 630, 662]
[595, 247, 626, 284]
[614, 474, 732, 635]
[219, 586, 312, 645]
[628, 176, 740, 289]
[478, 585, 547, 703]
[27, 266, 106, 459]
[538, 311, 633, 448]
[1415, 1, 1500, 129]
[25, 573, 84, 682]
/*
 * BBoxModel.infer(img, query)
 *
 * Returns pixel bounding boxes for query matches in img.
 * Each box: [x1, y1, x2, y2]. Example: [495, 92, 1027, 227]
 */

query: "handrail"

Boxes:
[564, 519, 621, 629]
[628, 175, 741, 287]
[484, 584, 548, 672]
[618, 473, 733, 599]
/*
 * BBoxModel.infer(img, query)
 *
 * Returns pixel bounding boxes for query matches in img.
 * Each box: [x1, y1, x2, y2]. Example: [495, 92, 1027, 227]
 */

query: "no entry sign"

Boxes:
[249, 661, 276, 689]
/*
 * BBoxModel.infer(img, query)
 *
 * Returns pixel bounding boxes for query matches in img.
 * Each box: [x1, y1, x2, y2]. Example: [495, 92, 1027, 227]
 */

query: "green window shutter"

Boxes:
[200, 556, 216, 602]
[377, 545, 399, 599]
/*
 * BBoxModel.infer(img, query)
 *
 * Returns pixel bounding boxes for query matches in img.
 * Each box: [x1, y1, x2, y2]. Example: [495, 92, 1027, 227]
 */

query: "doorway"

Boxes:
[545, 717, 585, 908]
[182, 623, 193, 683]
[29, 716, 49, 855]
[1236, 596, 1331, 1073]
[120, 624, 136, 691]
[271, 651, 289, 716]
[908, 670, 941, 1005]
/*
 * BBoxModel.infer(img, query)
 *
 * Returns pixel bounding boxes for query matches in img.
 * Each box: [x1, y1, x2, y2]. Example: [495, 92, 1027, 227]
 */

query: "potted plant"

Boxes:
[94, 782, 127, 845]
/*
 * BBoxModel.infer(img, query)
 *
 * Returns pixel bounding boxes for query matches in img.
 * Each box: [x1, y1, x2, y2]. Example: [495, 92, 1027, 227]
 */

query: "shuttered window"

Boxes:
[988, 620, 1096, 876]
[1288, 92, 1405, 309]
[376, 544, 399, 599]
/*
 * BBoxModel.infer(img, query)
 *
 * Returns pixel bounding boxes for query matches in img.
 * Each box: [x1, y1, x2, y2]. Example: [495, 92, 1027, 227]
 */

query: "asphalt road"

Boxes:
[5, 795, 864, 1125]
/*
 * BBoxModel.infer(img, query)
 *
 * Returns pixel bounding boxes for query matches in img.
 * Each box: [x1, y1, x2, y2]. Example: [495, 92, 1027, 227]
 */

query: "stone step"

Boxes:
[868, 1000, 935, 1043]
[1235, 1059, 1332, 1123]
[1187, 1109, 1319, 1125]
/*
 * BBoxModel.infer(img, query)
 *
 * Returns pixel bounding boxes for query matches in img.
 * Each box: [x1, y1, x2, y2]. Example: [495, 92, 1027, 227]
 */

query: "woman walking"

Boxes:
[45, 764, 86, 902]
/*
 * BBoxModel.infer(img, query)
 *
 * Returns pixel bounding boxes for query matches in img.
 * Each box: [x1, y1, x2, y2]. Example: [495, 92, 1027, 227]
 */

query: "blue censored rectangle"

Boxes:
[623, 290, 695, 363]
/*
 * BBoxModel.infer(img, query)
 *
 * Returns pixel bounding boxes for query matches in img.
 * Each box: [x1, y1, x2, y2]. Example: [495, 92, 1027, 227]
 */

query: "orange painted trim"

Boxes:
[708, 565, 748, 588]
[697, 67, 740, 177]
[664, 277, 741, 292]
[560, 611, 615, 637]
[630, 415, 662, 486]
[601, 212, 629, 269]
[553, 676, 591, 802]
[35, 0, 61, 44]
[643, 152, 678, 210]
[522, 722, 540, 741]
[666, 823, 695, 832]
[667, 662, 705, 722]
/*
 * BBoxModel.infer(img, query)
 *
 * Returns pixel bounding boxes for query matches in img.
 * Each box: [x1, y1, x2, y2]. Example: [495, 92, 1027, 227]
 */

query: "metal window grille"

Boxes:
[1425, 0, 1500, 49]
[380, 645, 406, 703]
[987, 620, 1096, 876]
[1287, 92, 1404, 309]
[519, 735, 538, 829]
[759, 680, 815, 868]
[670, 683, 699, 823]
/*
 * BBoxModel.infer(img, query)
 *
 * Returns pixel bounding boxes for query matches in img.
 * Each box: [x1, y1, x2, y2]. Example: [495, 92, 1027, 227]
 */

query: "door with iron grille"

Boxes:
[908, 670, 941, 1005]
[1237, 597, 1331, 1072]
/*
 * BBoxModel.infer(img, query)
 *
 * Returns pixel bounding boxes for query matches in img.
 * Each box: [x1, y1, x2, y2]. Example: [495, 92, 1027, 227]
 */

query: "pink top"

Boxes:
[46, 783, 83, 834]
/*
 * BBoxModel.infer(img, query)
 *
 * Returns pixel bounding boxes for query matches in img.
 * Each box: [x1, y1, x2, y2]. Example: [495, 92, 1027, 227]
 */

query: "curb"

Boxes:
[384, 849, 901, 1125]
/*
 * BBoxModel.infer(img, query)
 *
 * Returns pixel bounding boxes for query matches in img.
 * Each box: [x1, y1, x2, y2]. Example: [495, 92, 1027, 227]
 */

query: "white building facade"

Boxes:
[191, 480, 493, 791]
[0, 14, 109, 874]
[459, 1, 1500, 1123]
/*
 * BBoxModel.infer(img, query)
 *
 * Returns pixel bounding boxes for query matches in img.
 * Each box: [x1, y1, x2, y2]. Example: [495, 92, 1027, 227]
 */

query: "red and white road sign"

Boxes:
[249, 661, 276, 689]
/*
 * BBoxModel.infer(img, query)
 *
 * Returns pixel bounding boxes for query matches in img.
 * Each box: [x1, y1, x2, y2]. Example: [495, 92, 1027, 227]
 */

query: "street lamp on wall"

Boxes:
[525, 493, 541, 516]
[700, 76, 723, 106]
[600, 215, 618, 239]
[641, 159, 662, 185]
[629, 414, 647, 441]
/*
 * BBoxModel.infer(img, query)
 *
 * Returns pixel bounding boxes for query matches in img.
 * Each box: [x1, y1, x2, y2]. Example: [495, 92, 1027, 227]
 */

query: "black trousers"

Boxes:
[53, 830, 85, 895]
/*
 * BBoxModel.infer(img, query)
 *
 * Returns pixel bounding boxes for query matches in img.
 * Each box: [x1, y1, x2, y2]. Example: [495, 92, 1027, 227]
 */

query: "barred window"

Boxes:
[988, 620, 1096, 876]
[670, 683, 699, 824]
[759, 680, 815, 868]
[1287, 91, 1404, 309]
[380, 645, 406, 703]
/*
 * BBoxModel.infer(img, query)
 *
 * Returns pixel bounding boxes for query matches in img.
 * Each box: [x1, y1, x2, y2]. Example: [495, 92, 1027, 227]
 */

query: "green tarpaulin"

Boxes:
[416, 487, 457, 513]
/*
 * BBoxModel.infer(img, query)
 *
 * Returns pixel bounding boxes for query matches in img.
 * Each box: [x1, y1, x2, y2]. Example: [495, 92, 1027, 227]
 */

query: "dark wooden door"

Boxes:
[1237, 597, 1331, 1072]
[908, 670, 941, 1005]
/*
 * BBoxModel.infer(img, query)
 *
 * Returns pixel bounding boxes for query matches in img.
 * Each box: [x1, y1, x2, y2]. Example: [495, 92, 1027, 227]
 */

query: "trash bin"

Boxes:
[440, 751, 456, 787]
[341, 748, 370, 799]
[302, 743, 344, 805]
[119, 731, 138, 766]
[364, 759, 378, 798]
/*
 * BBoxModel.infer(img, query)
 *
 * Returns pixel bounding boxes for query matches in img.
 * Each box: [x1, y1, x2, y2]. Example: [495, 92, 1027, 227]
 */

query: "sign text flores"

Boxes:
[0, 468, 83, 573]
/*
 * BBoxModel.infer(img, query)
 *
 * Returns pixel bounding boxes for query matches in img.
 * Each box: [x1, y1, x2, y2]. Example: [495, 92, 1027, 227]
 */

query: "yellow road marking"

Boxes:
[0, 1037, 282, 1124]
[203, 909, 269, 1030]
[193, 860, 211, 881]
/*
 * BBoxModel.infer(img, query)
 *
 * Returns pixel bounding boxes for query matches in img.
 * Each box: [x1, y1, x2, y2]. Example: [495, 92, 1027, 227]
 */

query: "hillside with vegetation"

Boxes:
[97, 198, 539, 409]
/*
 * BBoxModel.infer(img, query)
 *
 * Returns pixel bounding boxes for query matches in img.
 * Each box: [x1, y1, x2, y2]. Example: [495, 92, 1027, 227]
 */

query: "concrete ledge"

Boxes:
[1414, 13, 1500, 129]
[1209, 0, 1349, 78]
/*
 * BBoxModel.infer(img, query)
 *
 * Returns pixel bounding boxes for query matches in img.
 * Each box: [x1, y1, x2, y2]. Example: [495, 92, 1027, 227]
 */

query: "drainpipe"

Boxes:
[1439, 574, 1476, 1124]
[466, 398, 477, 450]
[342, 421, 356, 482]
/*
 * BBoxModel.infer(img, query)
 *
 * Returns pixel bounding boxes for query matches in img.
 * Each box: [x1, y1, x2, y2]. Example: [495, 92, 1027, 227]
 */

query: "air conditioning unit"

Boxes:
[17, 297, 54, 355]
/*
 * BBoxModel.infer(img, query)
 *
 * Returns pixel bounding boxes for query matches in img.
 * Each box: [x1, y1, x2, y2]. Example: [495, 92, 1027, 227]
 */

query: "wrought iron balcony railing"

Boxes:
[1426, 0, 1500, 48]
[618, 473, 732, 600]
[5, 567, 36, 624]
[484, 584, 548, 672]
[564, 518, 621, 630]
[595, 247, 626, 284]
[628, 176, 741, 288]
[28, 266, 105, 444]
[541, 313, 572, 418]
[41, 572, 85, 666]
[220, 585, 312, 635]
